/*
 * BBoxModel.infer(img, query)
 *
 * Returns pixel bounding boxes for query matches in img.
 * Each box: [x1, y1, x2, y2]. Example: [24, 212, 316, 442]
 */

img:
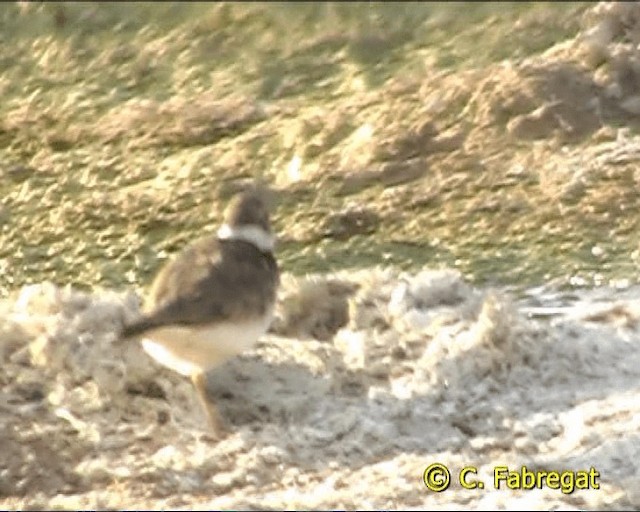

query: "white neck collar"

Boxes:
[217, 224, 275, 253]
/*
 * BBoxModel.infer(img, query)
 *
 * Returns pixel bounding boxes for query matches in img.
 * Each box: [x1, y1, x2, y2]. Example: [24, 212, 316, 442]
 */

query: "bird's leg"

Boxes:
[190, 370, 226, 438]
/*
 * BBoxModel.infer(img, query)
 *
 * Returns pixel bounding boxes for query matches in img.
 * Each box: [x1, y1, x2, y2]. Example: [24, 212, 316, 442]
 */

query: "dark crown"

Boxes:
[223, 190, 271, 232]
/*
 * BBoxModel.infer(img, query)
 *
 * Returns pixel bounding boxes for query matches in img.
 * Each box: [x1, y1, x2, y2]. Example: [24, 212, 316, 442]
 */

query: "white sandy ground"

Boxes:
[1, 267, 639, 510]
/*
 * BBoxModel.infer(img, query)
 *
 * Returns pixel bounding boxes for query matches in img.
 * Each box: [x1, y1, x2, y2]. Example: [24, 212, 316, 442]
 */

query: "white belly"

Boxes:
[140, 313, 272, 376]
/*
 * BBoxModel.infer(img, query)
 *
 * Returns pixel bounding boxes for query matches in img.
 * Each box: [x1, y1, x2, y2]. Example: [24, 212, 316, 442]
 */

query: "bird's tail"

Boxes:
[119, 316, 160, 341]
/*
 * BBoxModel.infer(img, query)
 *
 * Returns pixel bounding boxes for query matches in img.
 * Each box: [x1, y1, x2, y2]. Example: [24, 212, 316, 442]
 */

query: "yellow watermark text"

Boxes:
[423, 463, 601, 494]
[494, 465, 600, 494]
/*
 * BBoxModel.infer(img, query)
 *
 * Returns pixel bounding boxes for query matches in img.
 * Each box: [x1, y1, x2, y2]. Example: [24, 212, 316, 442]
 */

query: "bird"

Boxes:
[119, 186, 279, 438]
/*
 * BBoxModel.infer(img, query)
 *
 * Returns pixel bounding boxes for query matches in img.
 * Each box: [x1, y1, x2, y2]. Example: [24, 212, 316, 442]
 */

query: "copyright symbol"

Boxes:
[423, 463, 451, 492]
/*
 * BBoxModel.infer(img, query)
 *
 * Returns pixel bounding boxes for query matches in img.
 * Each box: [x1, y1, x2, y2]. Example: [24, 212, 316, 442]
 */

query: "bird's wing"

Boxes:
[122, 235, 277, 337]
[147, 235, 222, 313]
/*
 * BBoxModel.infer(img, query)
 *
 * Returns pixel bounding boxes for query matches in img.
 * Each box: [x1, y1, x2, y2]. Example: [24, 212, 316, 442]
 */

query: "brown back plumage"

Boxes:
[120, 189, 279, 339]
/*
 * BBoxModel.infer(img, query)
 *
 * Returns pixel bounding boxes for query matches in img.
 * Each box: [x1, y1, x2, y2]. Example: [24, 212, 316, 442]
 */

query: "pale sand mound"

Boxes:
[1, 268, 639, 509]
